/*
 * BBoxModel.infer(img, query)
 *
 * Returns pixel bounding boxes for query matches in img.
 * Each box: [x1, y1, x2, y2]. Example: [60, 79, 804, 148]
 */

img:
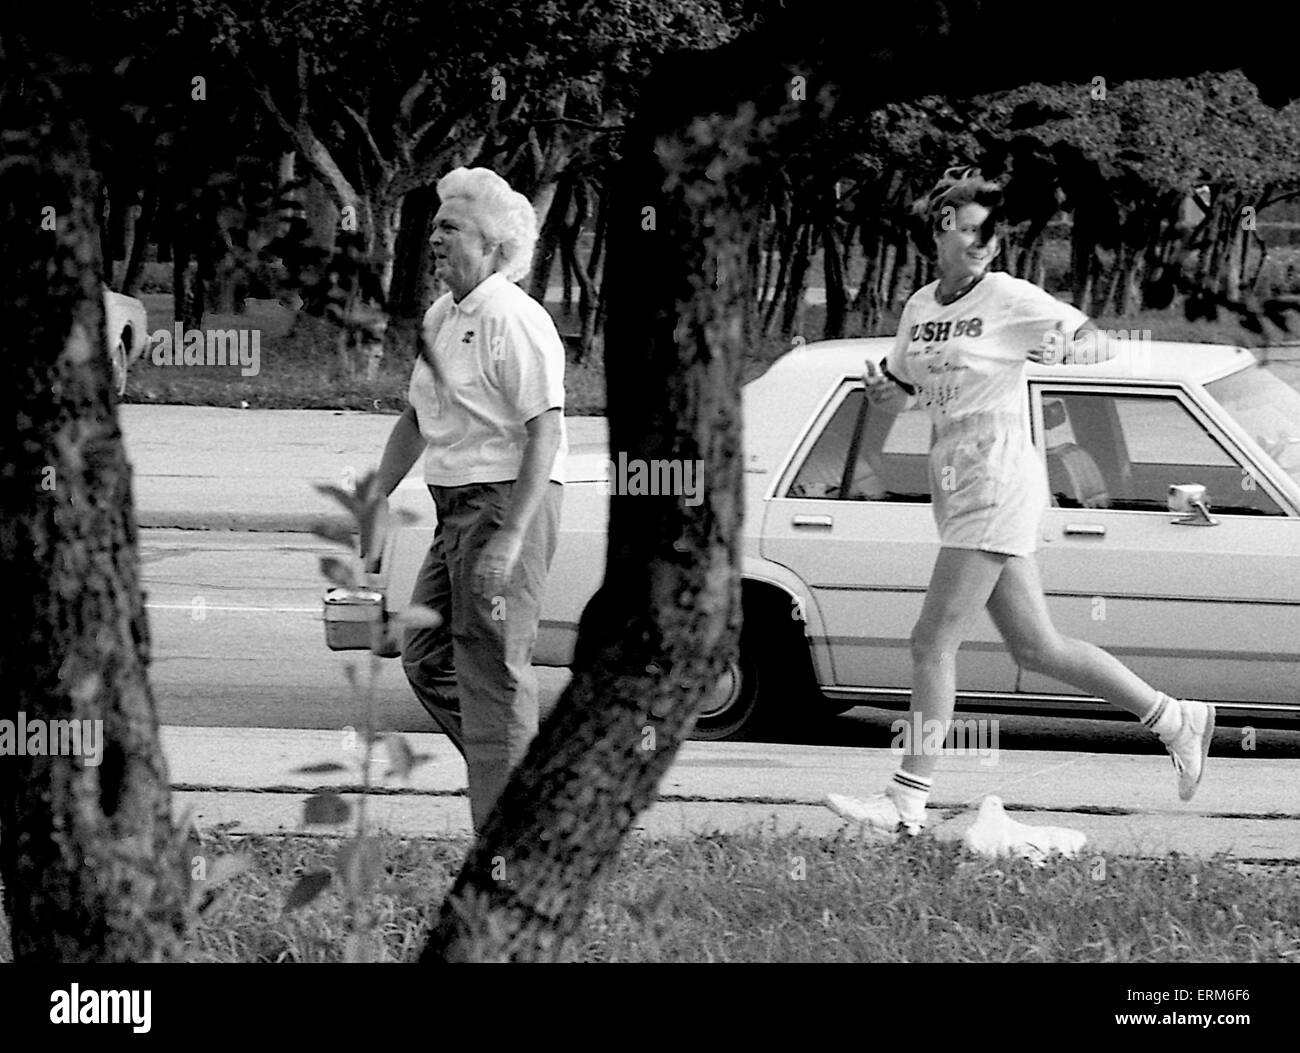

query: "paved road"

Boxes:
[139, 526, 1300, 754]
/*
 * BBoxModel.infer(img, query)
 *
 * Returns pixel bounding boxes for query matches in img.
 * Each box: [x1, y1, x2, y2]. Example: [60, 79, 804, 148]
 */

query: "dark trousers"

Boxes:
[400, 481, 562, 830]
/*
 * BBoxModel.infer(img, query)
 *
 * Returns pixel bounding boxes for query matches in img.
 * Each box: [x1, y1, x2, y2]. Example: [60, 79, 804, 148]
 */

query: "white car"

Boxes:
[103, 286, 149, 396]
[345, 338, 1300, 740]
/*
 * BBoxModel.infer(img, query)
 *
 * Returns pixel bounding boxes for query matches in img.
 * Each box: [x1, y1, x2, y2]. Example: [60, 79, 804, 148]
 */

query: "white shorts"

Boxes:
[928, 413, 1048, 558]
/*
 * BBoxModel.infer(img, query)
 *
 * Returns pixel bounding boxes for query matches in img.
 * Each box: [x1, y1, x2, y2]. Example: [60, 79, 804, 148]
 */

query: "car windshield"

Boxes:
[1206, 353, 1300, 489]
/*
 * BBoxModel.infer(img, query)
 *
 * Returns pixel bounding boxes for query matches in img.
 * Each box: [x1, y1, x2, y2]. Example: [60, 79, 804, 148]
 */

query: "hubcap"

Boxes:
[699, 660, 742, 719]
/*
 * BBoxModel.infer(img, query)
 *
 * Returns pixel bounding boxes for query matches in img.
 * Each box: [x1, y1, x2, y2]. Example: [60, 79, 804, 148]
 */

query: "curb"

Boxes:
[138, 511, 354, 533]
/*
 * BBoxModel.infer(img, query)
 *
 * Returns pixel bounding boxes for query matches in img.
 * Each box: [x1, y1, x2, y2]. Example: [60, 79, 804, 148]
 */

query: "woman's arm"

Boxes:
[376, 404, 426, 497]
[1029, 320, 1114, 365]
[364, 405, 426, 572]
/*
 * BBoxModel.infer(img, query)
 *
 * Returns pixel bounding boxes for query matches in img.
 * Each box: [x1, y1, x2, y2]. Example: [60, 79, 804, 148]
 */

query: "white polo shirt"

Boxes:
[408, 272, 567, 486]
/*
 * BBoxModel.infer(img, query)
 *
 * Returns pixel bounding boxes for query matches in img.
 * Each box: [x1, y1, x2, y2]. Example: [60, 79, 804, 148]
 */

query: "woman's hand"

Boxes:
[1029, 321, 1111, 365]
[473, 526, 525, 600]
[1028, 321, 1066, 364]
[863, 358, 908, 410]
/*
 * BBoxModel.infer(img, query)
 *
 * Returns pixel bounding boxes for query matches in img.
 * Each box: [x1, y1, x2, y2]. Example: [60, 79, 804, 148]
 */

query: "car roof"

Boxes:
[742, 337, 1257, 473]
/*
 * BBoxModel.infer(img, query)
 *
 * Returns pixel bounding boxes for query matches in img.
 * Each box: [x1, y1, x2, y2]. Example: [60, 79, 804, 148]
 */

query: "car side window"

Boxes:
[1040, 391, 1284, 516]
[785, 387, 933, 502]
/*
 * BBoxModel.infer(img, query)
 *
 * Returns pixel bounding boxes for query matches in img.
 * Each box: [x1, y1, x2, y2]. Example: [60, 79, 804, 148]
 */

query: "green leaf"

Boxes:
[320, 556, 356, 588]
[311, 520, 356, 546]
[383, 733, 433, 780]
[283, 869, 333, 913]
[314, 483, 363, 521]
[303, 793, 351, 825]
[336, 835, 382, 896]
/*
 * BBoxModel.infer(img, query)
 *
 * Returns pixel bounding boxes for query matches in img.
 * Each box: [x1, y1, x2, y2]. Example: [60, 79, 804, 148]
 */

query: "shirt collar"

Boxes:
[451, 272, 507, 316]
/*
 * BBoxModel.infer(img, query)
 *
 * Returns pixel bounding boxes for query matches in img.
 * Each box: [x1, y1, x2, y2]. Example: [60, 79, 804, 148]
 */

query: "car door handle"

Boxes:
[792, 514, 834, 529]
[1063, 523, 1106, 537]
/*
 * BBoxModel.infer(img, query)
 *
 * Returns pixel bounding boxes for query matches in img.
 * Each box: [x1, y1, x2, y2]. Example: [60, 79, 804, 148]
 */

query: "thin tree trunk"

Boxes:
[780, 220, 813, 336]
[529, 173, 574, 302]
[121, 184, 158, 296]
[761, 200, 798, 336]
[1070, 211, 1096, 315]
[0, 68, 188, 964]
[822, 222, 846, 338]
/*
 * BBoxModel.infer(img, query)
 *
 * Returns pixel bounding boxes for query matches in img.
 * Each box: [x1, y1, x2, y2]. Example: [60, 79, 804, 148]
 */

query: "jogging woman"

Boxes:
[825, 167, 1214, 837]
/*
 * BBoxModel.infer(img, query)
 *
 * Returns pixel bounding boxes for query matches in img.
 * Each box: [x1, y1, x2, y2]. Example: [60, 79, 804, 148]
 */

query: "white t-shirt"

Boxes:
[886, 272, 1088, 426]
[408, 272, 567, 486]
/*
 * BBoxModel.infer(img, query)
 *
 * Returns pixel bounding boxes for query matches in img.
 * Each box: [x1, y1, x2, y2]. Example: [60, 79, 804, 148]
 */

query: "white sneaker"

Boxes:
[824, 792, 925, 837]
[962, 796, 1086, 867]
[1165, 700, 1215, 801]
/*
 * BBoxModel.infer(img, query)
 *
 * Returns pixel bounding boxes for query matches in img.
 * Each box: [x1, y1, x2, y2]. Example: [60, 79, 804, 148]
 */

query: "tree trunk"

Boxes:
[780, 220, 813, 337]
[886, 237, 910, 314]
[172, 236, 205, 331]
[761, 199, 798, 336]
[822, 222, 846, 338]
[575, 186, 607, 361]
[529, 173, 574, 303]
[1070, 211, 1096, 316]
[0, 68, 188, 964]
[121, 183, 158, 296]
[389, 182, 438, 320]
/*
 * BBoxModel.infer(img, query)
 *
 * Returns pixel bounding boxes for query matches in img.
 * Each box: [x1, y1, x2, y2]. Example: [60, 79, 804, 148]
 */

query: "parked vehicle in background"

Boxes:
[334, 339, 1300, 740]
[103, 285, 149, 395]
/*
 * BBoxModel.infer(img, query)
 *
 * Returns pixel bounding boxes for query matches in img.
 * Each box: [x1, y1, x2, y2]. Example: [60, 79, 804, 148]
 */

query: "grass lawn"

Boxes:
[4, 828, 1293, 963]
[126, 294, 608, 415]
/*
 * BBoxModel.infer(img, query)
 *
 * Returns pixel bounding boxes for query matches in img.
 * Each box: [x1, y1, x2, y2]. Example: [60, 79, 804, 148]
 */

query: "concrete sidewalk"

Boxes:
[121, 405, 608, 532]
[163, 726, 1300, 861]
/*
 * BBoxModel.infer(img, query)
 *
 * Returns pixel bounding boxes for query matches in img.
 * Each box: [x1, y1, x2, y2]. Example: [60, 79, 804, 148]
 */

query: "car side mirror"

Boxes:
[1168, 483, 1219, 527]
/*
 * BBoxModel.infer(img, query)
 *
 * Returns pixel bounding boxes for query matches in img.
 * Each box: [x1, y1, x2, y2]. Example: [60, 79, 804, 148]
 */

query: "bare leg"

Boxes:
[985, 555, 1158, 718]
[902, 546, 1009, 781]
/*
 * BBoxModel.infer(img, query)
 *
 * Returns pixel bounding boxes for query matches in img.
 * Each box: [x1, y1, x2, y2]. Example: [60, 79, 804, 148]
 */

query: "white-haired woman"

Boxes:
[371, 166, 566, 831]
[826, 167, 1214, 840]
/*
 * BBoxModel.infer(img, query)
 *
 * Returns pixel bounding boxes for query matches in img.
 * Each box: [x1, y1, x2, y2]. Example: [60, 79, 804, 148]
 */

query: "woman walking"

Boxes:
[825, 167, 1214, 838]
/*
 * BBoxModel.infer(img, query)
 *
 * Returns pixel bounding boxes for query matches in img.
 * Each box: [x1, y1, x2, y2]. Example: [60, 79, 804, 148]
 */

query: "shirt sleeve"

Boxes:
[994, 276, 1090, 362]
[407, 298, 450, 430]
[495, 298, 566, 424]
[884, 299, 915, 386]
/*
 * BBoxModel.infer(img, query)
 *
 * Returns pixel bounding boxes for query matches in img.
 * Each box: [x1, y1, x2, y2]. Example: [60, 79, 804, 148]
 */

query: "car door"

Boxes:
[1029, 382, 1300, 713]
[761, 380, 1021, 695]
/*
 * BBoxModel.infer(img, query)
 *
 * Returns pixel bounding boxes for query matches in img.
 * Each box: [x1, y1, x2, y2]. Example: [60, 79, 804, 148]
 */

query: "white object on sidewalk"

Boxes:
[962, 795, 1086, 867]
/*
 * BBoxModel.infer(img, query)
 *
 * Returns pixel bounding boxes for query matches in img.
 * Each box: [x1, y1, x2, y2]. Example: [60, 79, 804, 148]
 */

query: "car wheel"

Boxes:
[111, 335, 129, 395]
[691, 606, 813, 742]
[691, 649, 760, 741]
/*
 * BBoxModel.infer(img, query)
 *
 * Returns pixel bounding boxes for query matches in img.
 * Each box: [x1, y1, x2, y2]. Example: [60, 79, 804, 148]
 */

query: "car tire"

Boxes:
[691, 603, 817, 742]
[111, 334, 129, 396]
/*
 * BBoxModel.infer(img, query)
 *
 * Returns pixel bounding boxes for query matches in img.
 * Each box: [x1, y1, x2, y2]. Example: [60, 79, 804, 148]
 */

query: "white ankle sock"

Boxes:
[888, 770, 932, 823]
[1141, 692, 1182, 743]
